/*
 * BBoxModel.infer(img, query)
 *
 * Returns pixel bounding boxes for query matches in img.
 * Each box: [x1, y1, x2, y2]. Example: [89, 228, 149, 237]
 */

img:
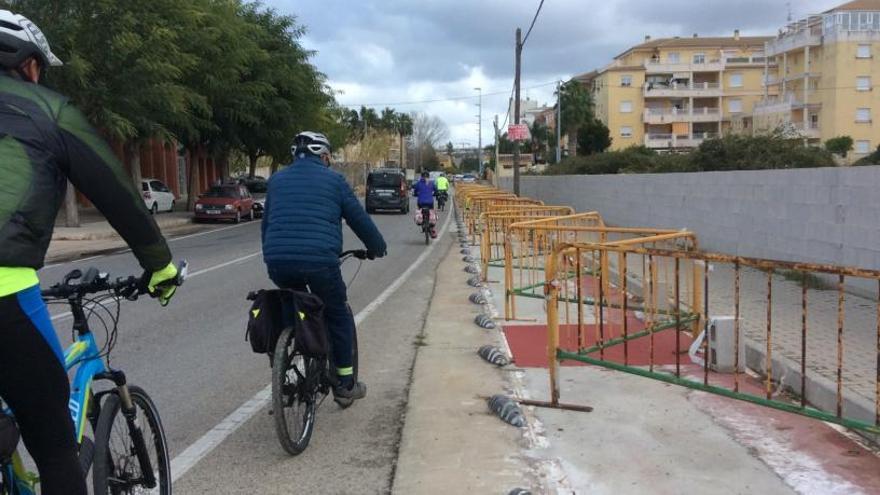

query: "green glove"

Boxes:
[148, 262, 178, 306]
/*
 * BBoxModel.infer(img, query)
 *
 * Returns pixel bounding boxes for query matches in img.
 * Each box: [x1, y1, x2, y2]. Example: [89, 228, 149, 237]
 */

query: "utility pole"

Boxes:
[513, 27, 522, 195]
[474, 87, 482, 177]
[556, 80, 562, 163]
[493, 115, 500, 186]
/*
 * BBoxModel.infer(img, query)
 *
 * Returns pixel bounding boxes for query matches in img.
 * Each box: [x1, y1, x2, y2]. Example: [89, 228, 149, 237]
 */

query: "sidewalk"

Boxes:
[47, 210, 213, 264]
[392, 241, 536, 493]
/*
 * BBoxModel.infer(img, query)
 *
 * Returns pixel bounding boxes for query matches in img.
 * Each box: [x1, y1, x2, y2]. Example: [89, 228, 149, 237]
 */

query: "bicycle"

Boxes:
[0, 263, 185, 495]
[419, 207, 433, 245]
[258, 250, 370, 456]
[436, 190, 448, 212]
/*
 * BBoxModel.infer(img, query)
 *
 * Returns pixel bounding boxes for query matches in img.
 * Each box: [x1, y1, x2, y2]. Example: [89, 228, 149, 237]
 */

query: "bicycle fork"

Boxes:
[98, 370, 157, 489]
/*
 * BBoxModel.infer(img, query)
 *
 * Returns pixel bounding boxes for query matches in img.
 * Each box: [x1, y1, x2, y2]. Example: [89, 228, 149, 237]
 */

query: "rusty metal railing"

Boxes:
[530, 241, 880, 435]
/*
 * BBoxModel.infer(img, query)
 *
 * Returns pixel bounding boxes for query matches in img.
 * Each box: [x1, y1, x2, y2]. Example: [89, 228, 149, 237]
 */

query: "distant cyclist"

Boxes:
[412, 171, 438, 238]
[0, 10, 179, 495]
[262, 131, 387, 407]
[435, 172, 449, 193]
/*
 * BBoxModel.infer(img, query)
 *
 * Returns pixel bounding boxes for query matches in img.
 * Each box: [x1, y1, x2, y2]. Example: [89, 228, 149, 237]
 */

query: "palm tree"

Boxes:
[395, 113, 414, 168]
[558, 80, 595, 157]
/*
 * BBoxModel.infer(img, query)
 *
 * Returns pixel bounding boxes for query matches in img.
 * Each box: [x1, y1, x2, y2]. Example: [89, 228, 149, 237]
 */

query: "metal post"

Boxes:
[475, 87, 482, 177]
[513, 28, 522, 196]
[64, 180, 80, 227]
[556, 80, 562, 163]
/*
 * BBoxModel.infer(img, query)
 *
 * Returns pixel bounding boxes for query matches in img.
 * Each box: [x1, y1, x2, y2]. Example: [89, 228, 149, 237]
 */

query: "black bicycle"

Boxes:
[267, 250, 369, 455]
[436, 191, 448, 212]
[419, 207, 432, 245]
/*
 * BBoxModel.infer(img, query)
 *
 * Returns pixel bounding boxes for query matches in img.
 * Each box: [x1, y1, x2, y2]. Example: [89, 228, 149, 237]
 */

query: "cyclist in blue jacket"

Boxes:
[262, 131, 387, 407]
[412, 171, 437, 238]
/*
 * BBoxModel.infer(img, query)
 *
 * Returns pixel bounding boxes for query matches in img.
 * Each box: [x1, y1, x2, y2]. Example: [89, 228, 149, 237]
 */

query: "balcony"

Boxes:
[644, 81, 722, 98]
[644, 60, 724, 73]
[791, 121, 821, 139]
[643, 107, 722, 124]
[765, 18, 823, 56]
[644, 132, 719, 149]
[723, 56, 776, 66]
[753, 93, 822, 115]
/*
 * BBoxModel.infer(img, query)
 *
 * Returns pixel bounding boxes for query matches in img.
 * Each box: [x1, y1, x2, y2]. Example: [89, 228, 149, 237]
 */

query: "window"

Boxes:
[621, 75, 632, 87]
[620, 101, 633, 113]
[150, 180, 168, 193]
[667, 52, 680, 63]
[856, 108, 871, 123]
[728, 99, 743, 113]
[693, 53, 705, 64]
[729, 73, 743, 88]
[856, 140, 871, 154]
[857, 44, 871, 59]
[857, 76, 871, 91]
[620, 126, 633, 138]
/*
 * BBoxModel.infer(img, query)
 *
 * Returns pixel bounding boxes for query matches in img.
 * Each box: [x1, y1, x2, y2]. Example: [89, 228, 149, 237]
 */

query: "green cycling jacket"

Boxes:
[0, 73, 171, 295]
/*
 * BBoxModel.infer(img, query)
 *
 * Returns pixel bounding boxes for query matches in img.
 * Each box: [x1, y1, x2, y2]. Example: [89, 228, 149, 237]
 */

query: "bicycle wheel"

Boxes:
[272, 326, 317, 455]
[93, 386, 170, 494]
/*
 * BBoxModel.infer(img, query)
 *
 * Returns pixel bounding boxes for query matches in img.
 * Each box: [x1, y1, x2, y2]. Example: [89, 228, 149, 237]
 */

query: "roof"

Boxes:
[572, 70, 598, 83]
[614, 36, 773, 59]
[825, 0, 880, 12]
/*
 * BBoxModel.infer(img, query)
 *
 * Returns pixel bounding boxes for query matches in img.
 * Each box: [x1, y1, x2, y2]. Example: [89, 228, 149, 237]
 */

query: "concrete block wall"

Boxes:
[499, 166, 880, 293]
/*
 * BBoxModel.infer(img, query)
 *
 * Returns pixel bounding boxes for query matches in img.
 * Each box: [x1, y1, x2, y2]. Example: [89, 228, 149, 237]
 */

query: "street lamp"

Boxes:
[474, 87, 482, 176]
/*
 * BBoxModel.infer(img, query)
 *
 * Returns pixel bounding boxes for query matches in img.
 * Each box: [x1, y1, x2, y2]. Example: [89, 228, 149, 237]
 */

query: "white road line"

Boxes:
[50, 251, 263, 322]
[169, 207, 454, 482]
[43, 222, 256, 269]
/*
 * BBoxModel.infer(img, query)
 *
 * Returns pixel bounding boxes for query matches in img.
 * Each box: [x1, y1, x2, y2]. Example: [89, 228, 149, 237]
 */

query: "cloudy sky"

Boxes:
[266, 0, 849, 147]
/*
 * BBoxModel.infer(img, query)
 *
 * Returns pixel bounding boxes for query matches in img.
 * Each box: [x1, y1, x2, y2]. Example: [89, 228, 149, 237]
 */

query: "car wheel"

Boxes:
[169, 200, 175, 213]
[234, 210, 241, 224]
[150, 202, 158, 215]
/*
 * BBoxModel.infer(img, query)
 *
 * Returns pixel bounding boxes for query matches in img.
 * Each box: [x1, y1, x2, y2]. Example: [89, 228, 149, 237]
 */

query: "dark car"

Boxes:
[194, 184, 256, 223]
[240, 175, 267, 193]
[365, 168, 409, 214]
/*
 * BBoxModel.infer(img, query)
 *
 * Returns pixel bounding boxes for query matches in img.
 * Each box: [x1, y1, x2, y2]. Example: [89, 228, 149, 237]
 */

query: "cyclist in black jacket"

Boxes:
[0, 11, 178, 494]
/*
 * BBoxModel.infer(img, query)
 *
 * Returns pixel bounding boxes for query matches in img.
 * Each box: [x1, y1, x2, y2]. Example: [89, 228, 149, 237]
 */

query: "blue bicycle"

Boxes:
[0, 263, 185, 494]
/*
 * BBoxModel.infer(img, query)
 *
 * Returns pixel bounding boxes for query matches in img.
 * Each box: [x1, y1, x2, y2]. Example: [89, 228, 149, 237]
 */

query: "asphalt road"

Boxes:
[39, 197, 454, 494]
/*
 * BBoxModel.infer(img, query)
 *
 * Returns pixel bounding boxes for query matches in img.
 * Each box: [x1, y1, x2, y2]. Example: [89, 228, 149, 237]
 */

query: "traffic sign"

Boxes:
[507, 124, 529, 141]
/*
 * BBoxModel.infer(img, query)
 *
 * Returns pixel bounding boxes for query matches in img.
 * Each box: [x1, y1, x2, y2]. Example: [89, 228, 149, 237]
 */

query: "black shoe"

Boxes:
[333, 381, 367, 409]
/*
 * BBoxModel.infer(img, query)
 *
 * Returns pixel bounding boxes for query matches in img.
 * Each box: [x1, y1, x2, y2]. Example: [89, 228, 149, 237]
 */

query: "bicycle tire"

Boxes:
[93, 386, 170, 495]
[272, 326, 316, 455]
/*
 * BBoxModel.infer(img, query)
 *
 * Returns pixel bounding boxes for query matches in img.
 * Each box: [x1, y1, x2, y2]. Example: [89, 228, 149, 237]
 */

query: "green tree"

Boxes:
[825, 136, 854, 158]
[558, 79, 595, 157]
[577, 118, 612, 155]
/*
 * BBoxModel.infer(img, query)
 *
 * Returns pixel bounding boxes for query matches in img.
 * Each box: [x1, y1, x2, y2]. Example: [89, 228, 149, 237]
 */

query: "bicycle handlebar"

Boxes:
[42, 260, 188, 301]
[339, 249, 372, 261]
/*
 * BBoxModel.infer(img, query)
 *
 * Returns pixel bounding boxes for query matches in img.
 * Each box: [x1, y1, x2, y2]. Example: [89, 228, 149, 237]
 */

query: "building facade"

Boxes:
[746, 0, 880, 160]
[587, 32, 774, 151]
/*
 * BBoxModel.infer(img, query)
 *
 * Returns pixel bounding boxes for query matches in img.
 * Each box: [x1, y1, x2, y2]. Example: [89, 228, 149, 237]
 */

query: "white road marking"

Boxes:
[169, 207, 454, 482]
[43, 222, 256, 269]
[50, 251, 263, 322]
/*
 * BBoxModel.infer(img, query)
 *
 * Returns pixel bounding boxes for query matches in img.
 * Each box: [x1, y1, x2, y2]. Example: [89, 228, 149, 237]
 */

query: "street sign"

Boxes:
[507, 124, 529, 141]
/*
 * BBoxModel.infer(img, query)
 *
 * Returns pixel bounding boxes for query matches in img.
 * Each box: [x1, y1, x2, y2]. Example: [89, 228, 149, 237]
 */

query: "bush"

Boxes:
[825, 136, 854, 157]
[544, 134, 835, 175]
[854, 145, 880, 166]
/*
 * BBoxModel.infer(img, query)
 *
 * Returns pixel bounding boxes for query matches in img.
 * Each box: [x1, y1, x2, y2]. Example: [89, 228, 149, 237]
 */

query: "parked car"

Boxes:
[194, 184, 255, 223]
[453, 174, 464, 182]
[461, 174, 477, 183]
[141, 179, 176, 214]
[365, 168, 408, 214]
[251, 195, 266, 218]
[237, 175, 267, 193]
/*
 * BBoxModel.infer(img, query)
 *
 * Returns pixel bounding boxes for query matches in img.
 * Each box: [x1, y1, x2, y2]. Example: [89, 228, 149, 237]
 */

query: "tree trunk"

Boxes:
[186, 147, 199, 211]
[270, 160, 280, 175]
[248, 154, 258, 179]
[127, 141, 142, 187]
[217, 153, 230, 182]
[567, 126, 579, 157]
[64, 180, 79, 227]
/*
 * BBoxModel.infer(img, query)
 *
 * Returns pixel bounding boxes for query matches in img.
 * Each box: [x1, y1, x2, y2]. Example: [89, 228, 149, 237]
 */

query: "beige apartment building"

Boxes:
[585, 32, 773, 151]
[743, 0, 880, 159]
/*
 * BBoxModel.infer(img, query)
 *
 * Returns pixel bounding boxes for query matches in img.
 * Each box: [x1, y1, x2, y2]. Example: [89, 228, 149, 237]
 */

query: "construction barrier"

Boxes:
[479, 206, 576, 279]
[534, 242, 880, 435]
[503, 215, 698, 324]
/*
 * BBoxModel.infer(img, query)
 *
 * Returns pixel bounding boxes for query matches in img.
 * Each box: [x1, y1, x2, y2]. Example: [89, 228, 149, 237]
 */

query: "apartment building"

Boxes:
[586, 32, 774, 151]
[745, 0, 880, 159]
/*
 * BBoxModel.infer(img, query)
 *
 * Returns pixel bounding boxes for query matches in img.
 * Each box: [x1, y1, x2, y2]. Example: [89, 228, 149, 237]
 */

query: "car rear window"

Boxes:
[203, 186, 237, 198]
[368, 173, 401, 188]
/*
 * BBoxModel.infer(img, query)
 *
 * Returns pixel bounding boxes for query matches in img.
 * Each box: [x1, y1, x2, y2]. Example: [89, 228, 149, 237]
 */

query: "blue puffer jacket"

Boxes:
[262, 156, 387, 266]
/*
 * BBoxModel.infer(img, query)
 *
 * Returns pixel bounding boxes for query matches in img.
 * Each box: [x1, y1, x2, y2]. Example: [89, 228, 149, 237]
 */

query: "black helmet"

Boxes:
[0, 10, 63, 70]
[421, 171, 429, 178]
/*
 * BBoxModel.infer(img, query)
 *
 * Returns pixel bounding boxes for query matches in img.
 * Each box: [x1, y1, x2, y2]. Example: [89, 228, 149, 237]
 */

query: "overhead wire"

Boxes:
[521, 0, 546, 46]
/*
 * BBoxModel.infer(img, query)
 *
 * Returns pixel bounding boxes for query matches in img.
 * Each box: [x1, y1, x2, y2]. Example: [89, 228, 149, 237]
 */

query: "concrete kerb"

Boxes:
[53, 216, 193, 241]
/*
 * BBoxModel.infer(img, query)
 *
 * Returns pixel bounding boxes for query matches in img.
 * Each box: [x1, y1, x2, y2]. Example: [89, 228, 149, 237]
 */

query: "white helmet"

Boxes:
[0, 10, 63, 70]
[291, 131, 332, 158]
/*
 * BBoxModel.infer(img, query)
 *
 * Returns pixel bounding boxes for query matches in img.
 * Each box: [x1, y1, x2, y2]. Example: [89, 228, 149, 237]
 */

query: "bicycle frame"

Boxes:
[65, 330, 106, 444]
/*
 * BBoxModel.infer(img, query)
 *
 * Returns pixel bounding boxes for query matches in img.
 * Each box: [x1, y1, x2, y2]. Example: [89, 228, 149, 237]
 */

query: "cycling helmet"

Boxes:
[291, 131, 332, 158]
[0, 10, 62, 70]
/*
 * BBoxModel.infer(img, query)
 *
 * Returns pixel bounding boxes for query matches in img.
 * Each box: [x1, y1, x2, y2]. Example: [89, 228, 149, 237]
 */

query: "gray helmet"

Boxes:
[0, 10, 62, 70]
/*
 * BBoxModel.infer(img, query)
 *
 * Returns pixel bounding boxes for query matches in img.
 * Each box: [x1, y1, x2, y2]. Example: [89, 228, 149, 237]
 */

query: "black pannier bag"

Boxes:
[245, 289, 328, 357]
